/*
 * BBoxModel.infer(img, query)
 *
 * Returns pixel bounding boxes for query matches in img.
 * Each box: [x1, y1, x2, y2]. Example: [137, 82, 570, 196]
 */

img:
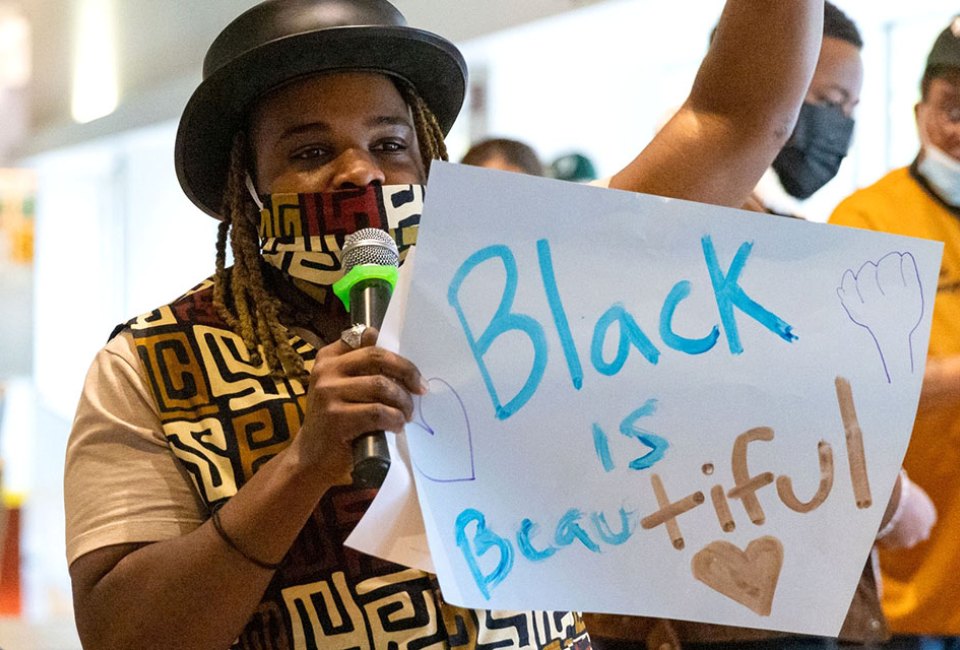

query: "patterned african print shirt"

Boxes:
[127, 277, 592, 649]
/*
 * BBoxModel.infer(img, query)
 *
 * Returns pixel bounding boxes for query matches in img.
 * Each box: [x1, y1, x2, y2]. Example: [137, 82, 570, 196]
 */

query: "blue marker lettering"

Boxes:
[660, 280, 720, 355]
[591, 507, 637, 546]
[591, 423, 616, 472]
[555, 508, 601, 553]
[455, 508, 514, 600]
[591, 303, 660, 375]
[620, 400, 669, 470]
[537, 239, 584, 390]
[516, 518, 558, 562]
[448, 245, 547, 419]
[701, 236, 798, 354]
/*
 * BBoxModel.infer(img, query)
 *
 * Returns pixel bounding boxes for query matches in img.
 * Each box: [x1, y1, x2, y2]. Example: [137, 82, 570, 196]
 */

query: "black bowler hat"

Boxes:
[175, 0, 467, 219]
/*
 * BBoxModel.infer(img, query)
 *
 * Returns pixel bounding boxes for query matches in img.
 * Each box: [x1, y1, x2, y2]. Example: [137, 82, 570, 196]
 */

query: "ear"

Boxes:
[914, 102, 927, 146]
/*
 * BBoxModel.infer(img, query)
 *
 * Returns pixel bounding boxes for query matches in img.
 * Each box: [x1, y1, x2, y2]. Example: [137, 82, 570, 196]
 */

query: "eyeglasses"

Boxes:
[935, 104, 960, 124]
[922, 100, 960, 127]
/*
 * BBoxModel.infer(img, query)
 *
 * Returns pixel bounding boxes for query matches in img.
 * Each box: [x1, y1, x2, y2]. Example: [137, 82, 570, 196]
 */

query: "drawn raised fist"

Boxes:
[837, 252, 924, 384]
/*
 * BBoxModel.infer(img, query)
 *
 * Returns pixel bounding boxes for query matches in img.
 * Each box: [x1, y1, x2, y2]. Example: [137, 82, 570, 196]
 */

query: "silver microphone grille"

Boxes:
[341, 228, 400, 274]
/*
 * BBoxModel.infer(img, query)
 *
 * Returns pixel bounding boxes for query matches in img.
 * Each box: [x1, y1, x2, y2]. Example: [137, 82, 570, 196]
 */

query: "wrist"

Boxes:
[282, 432, 343, 497]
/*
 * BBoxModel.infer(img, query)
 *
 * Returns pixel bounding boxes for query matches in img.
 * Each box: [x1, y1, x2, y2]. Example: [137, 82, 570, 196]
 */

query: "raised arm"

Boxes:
[609, 0, 823, 206]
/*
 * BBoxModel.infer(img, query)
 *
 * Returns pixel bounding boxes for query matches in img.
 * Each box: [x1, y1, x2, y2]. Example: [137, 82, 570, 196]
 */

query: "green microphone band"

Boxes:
[332, 264, 400, 311]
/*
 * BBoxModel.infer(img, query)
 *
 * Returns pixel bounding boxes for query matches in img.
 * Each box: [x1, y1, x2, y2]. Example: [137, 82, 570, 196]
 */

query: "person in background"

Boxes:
[743, 1, 862, 219]
[460, 137, 545, 175]
[587, 4, 938, 648]
[829, 16, 960, 650]
[63, 0, 826, 647]
[548, 152, 599, 183]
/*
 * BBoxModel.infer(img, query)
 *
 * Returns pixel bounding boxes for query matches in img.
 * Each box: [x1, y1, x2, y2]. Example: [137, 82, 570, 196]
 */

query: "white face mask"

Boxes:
[918, 142, 960, 207]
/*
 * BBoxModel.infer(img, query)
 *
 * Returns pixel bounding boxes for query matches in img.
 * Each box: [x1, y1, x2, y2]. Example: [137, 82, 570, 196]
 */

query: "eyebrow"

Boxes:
[277, 115, 414, 142]
[822, 85, 852, 102]
[815, 85, 860, 110]
[936, 87, 960, 100]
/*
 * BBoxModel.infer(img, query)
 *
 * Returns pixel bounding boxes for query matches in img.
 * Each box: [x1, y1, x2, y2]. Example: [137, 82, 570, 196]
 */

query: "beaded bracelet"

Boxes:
[210, 508, 283, 571]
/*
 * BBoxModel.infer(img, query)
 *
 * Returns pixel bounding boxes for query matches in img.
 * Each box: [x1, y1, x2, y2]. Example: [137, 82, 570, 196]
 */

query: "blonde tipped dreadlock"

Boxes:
[212, 82, 449, 379]
[214, 132, 302, 378]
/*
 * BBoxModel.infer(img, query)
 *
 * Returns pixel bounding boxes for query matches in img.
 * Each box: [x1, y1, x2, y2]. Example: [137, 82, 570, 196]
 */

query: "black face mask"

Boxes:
[771, 102, 855, 200]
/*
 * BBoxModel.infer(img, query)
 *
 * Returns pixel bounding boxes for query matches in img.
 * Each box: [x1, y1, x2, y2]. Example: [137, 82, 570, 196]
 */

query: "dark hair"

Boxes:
[460, 138, 543, 176]
[921, 20, 960, 100]
[709, 2, 861, 49]
[823, 2, 862, 49]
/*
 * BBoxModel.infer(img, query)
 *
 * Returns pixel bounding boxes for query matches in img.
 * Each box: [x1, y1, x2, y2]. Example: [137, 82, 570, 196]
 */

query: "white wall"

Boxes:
[31, 122, 217, 420]
[453, 0, 722, 178]
[452, 0, 960, 221]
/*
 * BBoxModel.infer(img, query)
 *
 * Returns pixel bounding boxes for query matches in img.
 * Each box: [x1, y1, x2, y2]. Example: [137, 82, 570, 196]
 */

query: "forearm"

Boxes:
[693, 0, 821, 133]
[918, 354, 960, 413]
[73, 439, 336, 650]
[611, 1, 822, 205]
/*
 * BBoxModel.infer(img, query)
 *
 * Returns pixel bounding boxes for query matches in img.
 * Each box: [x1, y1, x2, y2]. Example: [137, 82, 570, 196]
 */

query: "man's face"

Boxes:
[917, 70, 960, 161]
[805, 36, 864, 118]
[249, 72, 427, 194]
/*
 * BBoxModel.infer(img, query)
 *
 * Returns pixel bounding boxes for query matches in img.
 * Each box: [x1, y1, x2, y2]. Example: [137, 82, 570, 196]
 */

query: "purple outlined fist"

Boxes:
[837, 252, 924, 384]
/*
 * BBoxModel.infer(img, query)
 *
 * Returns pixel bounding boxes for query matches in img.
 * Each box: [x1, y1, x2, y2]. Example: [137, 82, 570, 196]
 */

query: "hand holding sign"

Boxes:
[837, 252, 924, 384]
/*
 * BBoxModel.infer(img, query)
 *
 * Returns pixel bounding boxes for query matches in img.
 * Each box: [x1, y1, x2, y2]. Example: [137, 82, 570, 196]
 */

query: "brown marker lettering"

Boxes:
[641, 474, 705, 550]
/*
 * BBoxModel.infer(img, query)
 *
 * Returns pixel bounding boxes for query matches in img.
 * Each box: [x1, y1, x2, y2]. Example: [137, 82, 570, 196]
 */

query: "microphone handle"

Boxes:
[349, 277, 394, 488]
[352, 433, 391, 488]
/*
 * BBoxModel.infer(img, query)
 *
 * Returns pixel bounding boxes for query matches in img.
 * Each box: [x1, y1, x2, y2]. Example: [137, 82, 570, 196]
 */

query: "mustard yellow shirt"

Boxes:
[830, 165, 960, 635]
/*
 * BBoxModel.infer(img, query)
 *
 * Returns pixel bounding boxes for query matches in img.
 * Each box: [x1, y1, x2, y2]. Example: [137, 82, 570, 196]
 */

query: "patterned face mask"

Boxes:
[259, 184, 422, 303]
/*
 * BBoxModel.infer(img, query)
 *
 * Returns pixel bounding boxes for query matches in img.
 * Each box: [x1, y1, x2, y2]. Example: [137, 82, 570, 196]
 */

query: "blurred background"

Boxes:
[0, 0, 956, 647]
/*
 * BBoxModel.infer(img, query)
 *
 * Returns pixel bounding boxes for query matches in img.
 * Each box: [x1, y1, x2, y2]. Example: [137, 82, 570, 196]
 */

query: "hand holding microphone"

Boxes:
[333, 228, 402, 488]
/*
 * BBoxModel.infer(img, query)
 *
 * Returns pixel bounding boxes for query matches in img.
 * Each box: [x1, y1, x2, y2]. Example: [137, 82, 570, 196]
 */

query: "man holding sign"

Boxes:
[63, 0, 827, 648]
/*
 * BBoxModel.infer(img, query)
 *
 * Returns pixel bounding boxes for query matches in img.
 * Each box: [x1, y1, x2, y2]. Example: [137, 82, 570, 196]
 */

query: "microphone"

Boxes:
[333, 228, 400, 488]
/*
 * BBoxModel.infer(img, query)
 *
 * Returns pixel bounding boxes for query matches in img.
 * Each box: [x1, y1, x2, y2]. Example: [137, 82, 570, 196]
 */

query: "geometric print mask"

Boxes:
[259, 183, 422, 303]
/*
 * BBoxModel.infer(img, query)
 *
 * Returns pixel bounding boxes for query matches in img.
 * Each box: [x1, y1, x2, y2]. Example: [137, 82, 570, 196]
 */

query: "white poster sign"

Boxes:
[394, 162, 941, 636]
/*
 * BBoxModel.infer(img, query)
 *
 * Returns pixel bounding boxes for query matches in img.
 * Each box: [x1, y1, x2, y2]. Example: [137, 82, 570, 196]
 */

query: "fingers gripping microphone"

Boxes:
[333, 228, 400, 488]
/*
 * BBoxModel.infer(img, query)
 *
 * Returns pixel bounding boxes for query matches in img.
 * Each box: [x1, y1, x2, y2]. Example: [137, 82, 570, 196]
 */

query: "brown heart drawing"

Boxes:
[691, 536, 784, 616]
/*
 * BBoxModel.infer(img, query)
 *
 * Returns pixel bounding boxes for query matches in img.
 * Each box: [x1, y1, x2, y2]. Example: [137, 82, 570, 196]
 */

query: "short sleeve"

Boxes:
[64, 331, 206, 566]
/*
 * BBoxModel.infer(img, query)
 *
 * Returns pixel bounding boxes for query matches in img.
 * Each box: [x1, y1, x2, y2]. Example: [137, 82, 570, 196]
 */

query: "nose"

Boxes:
[330, 149, 386, 189]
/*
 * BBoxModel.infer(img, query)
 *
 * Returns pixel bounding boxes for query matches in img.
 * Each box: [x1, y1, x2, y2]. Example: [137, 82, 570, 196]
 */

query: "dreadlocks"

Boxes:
[395, 78, 449, 168]
[212, 79, 448, 380]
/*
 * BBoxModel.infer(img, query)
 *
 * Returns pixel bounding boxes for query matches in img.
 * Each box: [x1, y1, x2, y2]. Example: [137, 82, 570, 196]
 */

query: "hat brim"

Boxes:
[175, 25, 466, 219]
